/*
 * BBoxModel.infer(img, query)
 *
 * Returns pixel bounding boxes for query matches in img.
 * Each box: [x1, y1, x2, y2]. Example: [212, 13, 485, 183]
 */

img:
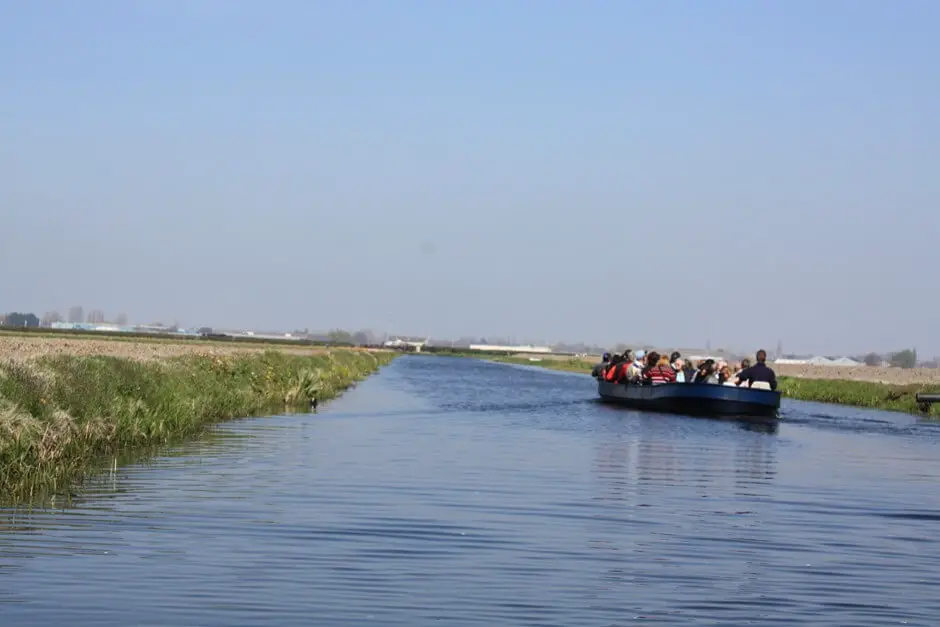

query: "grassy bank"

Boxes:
[488, 355, 940, 417]
[0, 349, 394, 499]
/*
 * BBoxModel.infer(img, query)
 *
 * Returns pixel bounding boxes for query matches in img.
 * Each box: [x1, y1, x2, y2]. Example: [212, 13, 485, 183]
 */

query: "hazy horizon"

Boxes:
[3, 1, 938, 357]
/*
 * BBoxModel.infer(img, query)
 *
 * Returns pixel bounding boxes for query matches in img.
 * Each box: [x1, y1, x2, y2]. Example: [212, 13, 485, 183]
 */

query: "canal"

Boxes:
[2, 355, 940, 625]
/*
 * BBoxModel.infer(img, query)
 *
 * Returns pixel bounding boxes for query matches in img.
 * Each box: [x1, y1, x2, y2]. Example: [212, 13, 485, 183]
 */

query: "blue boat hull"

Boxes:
[597, 380, 781, 422]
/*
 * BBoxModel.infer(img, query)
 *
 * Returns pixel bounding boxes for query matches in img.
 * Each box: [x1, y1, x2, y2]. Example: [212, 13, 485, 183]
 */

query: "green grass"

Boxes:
[487, 355, 940, 417]
[777, 377, 939, 415]
[491, 355, 598, 373]
[0, 349, 395, 500]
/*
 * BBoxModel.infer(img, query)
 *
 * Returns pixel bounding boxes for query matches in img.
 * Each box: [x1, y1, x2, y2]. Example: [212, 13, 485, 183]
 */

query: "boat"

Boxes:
[597, 380, 781, 422]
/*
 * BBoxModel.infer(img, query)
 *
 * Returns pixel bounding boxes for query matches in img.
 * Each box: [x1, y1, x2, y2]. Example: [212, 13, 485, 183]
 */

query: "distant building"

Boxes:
[384, 337, 427, 352]
[134, 324, 177, 334]
[467, 344, 552, 354]
[686, 354, 737, 364]
[51, 321, 94, 331]
[774, 356, 862, 366]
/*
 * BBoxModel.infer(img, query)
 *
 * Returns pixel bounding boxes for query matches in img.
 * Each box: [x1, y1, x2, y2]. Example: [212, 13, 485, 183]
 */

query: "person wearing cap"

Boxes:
[592, 352, 611, 379]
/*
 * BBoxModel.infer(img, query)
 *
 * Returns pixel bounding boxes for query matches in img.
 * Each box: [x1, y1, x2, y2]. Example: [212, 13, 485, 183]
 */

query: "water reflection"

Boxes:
[2, 356, 940, 627]
[585, 418, 782, 618]
[734, 433, 776, 489]
[592, 429, 777, 500]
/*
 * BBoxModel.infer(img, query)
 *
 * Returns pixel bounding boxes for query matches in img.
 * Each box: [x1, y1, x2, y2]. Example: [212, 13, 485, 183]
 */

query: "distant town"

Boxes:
[0, 307, 934, 369]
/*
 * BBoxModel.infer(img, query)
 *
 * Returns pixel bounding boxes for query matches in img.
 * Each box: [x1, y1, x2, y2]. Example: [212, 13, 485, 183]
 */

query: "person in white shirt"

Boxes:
[627, 350, 646, 380]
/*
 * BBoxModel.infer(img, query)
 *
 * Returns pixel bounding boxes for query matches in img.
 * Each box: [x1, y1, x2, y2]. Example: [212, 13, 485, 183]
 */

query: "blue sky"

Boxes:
[2, 1, 938, 356]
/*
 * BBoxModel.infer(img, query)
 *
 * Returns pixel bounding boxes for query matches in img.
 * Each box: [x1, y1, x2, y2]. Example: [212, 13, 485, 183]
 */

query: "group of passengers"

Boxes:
[592, 349, 777, 391]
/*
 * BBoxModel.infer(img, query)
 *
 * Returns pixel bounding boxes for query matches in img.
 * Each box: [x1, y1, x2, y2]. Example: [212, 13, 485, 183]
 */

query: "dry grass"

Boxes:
[769, 363, 940, 385]
[0, 343, 396, 501]
[0, 334, 369, 363]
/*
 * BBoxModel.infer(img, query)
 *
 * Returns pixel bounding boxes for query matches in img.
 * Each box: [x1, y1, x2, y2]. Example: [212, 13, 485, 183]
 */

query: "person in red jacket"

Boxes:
[603, 354, 623, 382]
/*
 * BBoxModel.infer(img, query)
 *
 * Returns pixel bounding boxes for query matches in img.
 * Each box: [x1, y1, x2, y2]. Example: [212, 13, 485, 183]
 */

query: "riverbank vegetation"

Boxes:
[487, 356, 940, 417]
[0, 349, 394, 499]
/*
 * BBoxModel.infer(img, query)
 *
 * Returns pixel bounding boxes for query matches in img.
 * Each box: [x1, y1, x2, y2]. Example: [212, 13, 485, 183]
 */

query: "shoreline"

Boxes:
[485, 355, 940, 417]
[0, 341, 396, 501]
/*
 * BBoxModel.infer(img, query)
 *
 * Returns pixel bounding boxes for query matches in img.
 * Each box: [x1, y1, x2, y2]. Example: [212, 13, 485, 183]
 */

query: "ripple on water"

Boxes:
[2, 355, 940, 626]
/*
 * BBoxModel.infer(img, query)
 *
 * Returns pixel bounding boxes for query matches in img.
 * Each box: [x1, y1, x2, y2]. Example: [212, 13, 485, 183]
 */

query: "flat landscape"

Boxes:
[2, 334, 938, 386]
[769, 362, 940, 385]
[0, 333, 338, 362]
[522, 353, 940, 385]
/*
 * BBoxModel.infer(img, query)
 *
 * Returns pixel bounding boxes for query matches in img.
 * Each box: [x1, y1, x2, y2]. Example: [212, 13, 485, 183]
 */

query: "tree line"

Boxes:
[1, 312, 40, 327]
[862, 349, 918, 369]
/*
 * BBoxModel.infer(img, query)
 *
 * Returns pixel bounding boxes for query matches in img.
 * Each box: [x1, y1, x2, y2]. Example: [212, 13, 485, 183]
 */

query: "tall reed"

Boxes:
[0, 349, 394, 499]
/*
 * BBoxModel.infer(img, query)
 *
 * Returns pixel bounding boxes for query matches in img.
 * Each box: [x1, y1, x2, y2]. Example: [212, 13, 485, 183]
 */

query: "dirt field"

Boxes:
[527, 352, 940, 386]
[769, 362, 940, 385]
[0, 334, 338, 362]
[4, 336, 936, 386]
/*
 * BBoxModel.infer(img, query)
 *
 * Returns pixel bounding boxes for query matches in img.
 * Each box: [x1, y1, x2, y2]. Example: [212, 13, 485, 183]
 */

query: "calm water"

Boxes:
[3, 356, 940, 626]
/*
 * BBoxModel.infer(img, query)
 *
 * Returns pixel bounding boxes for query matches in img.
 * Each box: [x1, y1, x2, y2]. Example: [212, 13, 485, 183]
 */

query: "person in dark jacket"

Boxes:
[735, 349, 777, 390]
[692, 359, 718, 384]
[592, 352, 611, 379]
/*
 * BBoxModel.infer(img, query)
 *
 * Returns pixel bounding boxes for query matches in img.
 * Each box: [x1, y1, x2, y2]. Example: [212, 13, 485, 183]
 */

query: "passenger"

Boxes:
[672, 358, 686, 382]
[592, 352, 611, 379]
[682, 360, 696, 383]
[735, 349, 777, 391]
[626, 350, 646, 381]
[641, 351, 660, 379]
[603, 354, 623, 382]
[615, 350, 635, 383]
[718, 365, 736, 386]
[646, 354, 677, 385]
[733, 358, 751, 378]
[622, 349, 635, 366]
[693, 359, 719, 384]
[668, 351, 683, 381]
